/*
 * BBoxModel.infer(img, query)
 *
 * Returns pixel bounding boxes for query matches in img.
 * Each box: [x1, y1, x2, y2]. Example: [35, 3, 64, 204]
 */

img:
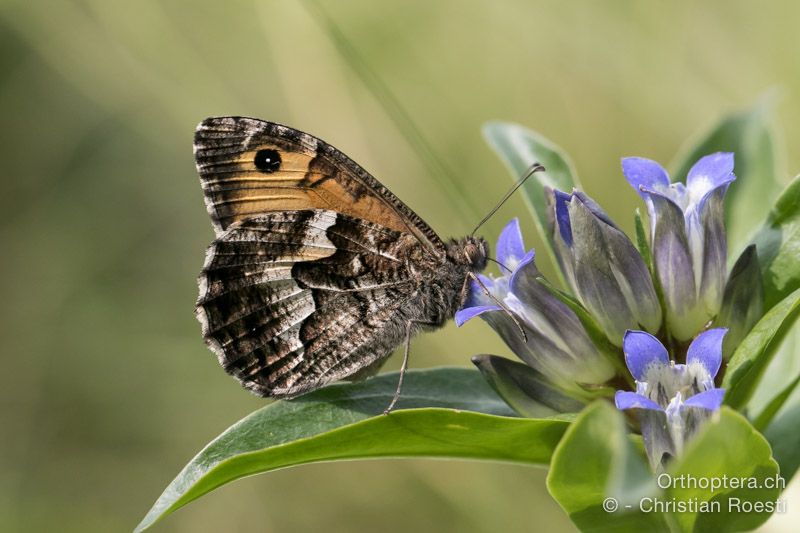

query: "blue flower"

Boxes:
[615, 328, 727, 468]
[549, 189, 662, 345]
[456, 219, 616, 395]
[622, 153, 735, 341]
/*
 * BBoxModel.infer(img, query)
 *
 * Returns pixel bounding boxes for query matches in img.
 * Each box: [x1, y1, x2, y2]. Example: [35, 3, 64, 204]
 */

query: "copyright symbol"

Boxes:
[603, 497, 618, 513]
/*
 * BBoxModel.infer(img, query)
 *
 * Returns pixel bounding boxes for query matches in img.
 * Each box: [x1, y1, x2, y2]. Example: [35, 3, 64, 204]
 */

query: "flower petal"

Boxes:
[623, 330, 669, 381]
[615, 390, 662, 411]
[686, 328, 727, 378]
[454, 304, 502, 326]
[553, 189, 573, 246]
[687, 152, 735, 196]
[697, 187, 728, 317]
[514, 248, 536, 272]
[508, 249, 537, 293]
[639, 409, 675, 469]
[508, 271, 615, 385]
[460, 275, 496, 309]
[622, 157, 671, 199]
[683, 388, 725, 411]
[476, 273, 495, 289]
[496, 218, 526, 268]
[646, 191, 703, 340]
[573, 191, 619, 229]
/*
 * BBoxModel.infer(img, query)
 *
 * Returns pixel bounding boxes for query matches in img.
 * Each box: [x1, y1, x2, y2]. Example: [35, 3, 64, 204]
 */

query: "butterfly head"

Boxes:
[448, 236, 489, 271]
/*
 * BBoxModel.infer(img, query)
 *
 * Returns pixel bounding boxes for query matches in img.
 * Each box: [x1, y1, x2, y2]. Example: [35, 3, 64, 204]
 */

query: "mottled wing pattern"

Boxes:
[194, 116, 445, 255]
[196, 209, 423, 397]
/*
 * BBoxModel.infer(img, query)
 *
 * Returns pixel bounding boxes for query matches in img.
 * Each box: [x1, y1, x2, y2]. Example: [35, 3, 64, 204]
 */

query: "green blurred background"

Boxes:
[1, 1, 799, 531]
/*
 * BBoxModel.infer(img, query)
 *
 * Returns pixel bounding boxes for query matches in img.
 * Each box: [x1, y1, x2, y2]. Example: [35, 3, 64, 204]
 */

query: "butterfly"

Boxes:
[194, 117, 537, 410]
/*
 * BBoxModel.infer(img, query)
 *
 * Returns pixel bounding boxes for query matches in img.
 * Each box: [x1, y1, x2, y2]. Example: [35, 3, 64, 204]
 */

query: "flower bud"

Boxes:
[548, 189, 662, 345]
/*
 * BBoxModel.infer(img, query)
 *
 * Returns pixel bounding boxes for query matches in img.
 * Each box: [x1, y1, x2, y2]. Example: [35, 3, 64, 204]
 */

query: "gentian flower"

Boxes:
[456, 219, 616, 401]
[622, 153, 735, 341]
[615, 328, 727, 469]
[548, 189, 662, 345]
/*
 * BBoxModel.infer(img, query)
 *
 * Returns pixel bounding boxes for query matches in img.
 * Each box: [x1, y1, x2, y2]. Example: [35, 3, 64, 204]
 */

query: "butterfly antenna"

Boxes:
[487, 257, 512, 273]
[470, 162, 546, 237]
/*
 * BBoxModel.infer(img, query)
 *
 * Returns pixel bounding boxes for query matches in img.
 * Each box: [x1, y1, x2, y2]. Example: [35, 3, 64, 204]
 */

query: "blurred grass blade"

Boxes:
[722, 287, 800, 410]
[753, 174, 800, 310]
[482, 122, 580, 275]
[135, 368, 569, 532]
[671, 95, 783, 249]
[301, 0, 480, 219]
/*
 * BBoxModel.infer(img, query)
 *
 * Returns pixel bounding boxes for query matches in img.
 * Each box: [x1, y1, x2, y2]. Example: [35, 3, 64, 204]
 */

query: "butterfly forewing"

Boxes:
[194, 117, 444, 255]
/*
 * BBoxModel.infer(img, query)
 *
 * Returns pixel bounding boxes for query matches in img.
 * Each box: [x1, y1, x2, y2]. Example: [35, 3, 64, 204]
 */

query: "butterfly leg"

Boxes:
[468, 272, 528, 342]
[383, 320, 414, 415]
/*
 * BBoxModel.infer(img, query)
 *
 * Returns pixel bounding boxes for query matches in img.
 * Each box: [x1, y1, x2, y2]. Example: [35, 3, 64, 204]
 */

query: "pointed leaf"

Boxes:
[716, 245, 763, 359]
[634, 209, 653, 273]
[764, 399, 800, 481]
[753, 374, 800, 432]
[722, 288, 800, 410]
[753, 174, 800, 310]
[135, 368, 568, 532]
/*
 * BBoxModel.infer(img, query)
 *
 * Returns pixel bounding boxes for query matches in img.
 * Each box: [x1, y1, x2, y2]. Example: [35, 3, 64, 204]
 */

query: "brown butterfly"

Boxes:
[194, 117, 537, 411]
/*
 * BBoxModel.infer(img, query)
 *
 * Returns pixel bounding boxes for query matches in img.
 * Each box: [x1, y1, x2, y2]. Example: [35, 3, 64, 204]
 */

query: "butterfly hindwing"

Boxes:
[196, 209, 424, 397]
[194, 117, 445, 255]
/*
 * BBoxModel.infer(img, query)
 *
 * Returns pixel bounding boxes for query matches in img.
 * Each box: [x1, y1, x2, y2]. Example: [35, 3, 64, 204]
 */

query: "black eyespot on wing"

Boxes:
[254, 149, 281, 173]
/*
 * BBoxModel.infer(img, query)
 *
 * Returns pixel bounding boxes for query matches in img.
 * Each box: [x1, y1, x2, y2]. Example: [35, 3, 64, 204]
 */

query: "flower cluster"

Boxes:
[460, 153, 763, 467]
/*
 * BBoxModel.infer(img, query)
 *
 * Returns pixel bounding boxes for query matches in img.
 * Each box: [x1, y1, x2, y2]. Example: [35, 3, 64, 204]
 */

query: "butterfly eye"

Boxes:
[254, 149, 282, 173]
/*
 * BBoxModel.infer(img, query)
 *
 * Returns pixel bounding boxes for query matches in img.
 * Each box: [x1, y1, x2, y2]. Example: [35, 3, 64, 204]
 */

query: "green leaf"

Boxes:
[716, 244, 764, 359]
[634, 209, 653, 272]
[722, 288, 800, 410]
[671, 97, 782, 249]
[764, 399, 800, 481]
[753, 174, 800, 310]
[483, 121, 580, 275]
[753, 374, 800, 432]
[666, 408, 781, 533]
[135, 368, 569, 532]
[547, 402, 668, 532]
